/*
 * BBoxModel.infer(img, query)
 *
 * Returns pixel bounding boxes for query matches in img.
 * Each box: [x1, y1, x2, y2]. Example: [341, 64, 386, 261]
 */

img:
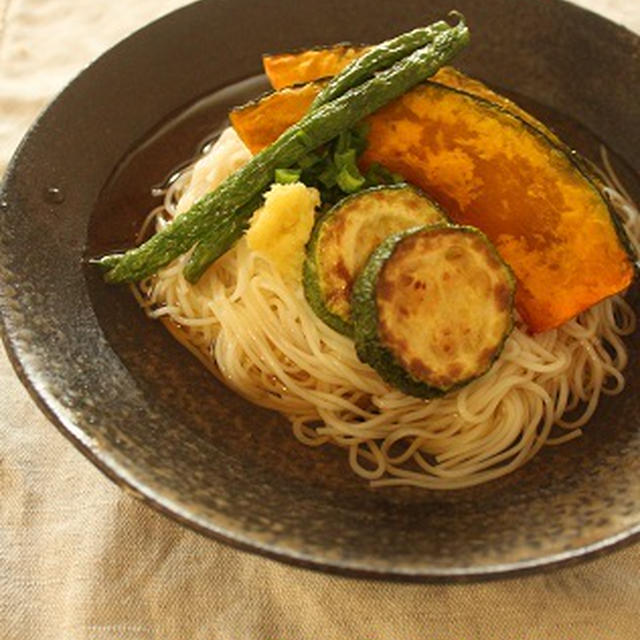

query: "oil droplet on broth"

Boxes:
[43, 186, 65, 204]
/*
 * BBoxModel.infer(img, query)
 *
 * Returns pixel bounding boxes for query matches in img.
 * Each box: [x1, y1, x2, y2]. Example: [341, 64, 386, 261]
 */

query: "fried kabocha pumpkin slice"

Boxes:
[263, 47, 604, 184]
[264, 47, 560, 142]
[229, 82, 323, 155]
[263, 44, 368, 90]
[358, 83, 635, 331]
[304, 184, 446, 336]
[352, 225, 515, 397]
[230, 81, 635, 332]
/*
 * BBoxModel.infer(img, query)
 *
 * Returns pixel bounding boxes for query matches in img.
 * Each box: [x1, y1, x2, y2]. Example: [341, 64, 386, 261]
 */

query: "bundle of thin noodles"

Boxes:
[132, 127, 638, 489]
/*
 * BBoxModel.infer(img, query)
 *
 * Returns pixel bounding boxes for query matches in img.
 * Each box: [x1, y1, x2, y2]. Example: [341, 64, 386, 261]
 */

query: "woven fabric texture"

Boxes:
[1, 1, 639, 637]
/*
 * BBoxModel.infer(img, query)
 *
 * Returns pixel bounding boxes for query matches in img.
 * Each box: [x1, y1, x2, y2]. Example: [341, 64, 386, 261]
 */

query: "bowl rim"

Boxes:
[1, 0, 640, 581]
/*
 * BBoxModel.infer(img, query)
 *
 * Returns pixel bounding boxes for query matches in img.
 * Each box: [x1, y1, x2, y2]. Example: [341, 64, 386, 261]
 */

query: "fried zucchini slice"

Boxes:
[304, 185, 446, 335]
[352, 225, 515, 397]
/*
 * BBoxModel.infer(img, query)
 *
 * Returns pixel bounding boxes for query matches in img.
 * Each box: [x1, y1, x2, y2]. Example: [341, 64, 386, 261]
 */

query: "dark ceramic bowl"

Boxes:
[1, 0, 639, 580]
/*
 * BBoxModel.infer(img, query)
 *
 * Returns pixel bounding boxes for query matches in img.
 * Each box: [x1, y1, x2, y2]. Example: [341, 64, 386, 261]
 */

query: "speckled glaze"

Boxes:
[1, 0, 639, 580]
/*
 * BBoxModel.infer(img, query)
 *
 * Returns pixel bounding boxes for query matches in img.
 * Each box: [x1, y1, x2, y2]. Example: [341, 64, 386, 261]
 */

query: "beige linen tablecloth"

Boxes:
[1, 1, 639, 637]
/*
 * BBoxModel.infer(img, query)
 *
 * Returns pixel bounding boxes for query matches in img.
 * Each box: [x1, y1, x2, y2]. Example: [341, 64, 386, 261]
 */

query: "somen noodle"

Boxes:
[132, 127, 638, 490]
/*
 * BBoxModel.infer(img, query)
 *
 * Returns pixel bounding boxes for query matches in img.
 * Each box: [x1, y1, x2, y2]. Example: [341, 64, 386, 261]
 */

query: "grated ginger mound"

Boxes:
[247, 182, 320, 282]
